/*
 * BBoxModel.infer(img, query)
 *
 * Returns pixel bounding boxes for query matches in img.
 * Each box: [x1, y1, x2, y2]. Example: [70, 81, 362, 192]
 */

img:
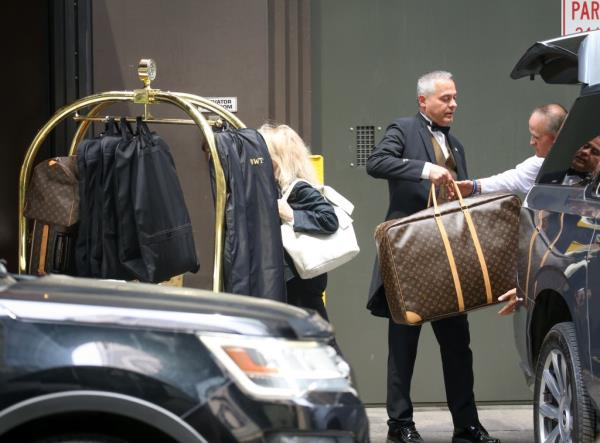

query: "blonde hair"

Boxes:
[258, 123, 318, 190]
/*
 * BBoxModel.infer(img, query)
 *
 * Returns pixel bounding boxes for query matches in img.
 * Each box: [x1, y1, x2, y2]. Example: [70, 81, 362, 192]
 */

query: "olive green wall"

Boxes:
[311, 1, 578, 404]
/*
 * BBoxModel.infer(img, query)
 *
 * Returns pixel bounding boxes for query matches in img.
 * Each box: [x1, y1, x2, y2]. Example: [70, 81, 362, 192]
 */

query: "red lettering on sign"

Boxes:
[592, 1, 599, 19]
[573, 0, 581, 19]
[582, 1, 590, 19]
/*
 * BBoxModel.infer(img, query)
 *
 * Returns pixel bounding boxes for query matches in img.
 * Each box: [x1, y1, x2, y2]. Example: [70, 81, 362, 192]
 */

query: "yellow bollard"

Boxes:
[308, 155, 327, 305]
[309, 154, 324, 185]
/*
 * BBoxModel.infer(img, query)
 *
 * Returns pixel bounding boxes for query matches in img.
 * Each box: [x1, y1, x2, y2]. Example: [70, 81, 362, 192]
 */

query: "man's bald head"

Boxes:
[529, 104, 567, 157]
[531, 104, 567, 136]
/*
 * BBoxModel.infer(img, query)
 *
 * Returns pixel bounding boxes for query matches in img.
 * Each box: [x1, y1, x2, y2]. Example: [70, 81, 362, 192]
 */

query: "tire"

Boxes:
[533, 322, 596, 442]
[32, 434, 131, 443]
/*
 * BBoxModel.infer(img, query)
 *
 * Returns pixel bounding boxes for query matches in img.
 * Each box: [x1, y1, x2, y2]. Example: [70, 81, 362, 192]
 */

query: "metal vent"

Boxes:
[355, 125, 375, 166]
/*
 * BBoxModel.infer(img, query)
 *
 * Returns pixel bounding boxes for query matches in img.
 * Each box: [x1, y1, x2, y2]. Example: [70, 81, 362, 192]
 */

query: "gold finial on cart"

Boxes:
[136, 59, 157, 118]
[138, 58, 157, 88]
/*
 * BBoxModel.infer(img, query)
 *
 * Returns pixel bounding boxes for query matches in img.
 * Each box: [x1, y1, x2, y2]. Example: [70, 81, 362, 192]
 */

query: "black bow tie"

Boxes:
[430, 122, 450, 135]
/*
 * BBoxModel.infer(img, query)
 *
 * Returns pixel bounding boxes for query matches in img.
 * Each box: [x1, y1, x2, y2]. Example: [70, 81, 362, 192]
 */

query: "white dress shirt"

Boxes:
[478, 155, 544, 194]
[420, 113, 450, 179]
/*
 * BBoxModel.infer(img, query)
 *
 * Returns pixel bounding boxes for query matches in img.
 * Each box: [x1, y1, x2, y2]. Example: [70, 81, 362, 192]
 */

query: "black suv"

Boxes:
[0, 264, 368, 443]
[512, 31, 600, 442]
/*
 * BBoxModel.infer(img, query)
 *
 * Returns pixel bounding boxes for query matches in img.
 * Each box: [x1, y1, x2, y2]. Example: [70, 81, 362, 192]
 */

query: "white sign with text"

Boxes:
[198, 97, 238, 113]
[562, 0, 600, 34]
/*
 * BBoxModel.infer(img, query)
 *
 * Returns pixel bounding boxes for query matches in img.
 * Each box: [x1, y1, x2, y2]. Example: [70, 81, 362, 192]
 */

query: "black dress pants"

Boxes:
[387, 314, 478, 429]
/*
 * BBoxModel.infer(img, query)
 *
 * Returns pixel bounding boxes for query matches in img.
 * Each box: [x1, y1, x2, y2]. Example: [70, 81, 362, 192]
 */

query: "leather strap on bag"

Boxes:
[430, 185, 464, 311]
[429, 182, 493, 310]
[452, 183, 493, 304]
[38, 223, 49, 275]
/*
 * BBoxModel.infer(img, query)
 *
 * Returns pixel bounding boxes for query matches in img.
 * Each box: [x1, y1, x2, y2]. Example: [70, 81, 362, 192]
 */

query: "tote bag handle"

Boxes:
[281, 179, 307, 202]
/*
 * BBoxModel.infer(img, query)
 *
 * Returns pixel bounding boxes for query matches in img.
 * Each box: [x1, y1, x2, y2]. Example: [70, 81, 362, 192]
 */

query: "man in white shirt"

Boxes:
[455, 104, 567, 316]
[456, 103, 567, 196]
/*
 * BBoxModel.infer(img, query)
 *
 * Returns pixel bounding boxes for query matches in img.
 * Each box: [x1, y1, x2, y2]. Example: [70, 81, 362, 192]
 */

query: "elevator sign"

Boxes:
[198, 97, 238, 113]
[562, 0, 600, 35]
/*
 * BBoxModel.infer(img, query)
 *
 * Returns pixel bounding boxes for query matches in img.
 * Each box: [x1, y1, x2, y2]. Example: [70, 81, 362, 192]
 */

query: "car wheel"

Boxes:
[32, 434, 131, 443]
[534, 322, 596, 442]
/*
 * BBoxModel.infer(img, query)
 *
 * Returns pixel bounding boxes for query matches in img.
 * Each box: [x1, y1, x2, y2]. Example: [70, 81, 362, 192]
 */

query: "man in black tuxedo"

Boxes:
[366, 71, 500, 443]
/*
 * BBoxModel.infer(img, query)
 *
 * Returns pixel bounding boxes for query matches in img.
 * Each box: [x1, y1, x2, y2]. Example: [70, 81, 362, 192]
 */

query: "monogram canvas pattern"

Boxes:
[376, 193, 521, 325]
[469, 198, 521, 303]
[24, 156, 79, 227]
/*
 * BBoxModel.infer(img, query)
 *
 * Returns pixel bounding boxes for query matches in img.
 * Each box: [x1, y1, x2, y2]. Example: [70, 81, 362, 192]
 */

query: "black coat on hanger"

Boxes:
[212, 128, 286, 302]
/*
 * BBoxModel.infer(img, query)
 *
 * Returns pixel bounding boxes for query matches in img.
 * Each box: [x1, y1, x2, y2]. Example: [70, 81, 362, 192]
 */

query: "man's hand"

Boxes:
[428, 164, 454, 185]
[428, 165, 456, 199]
[455, 180, 474, 197]
[497, 288, 523, 316]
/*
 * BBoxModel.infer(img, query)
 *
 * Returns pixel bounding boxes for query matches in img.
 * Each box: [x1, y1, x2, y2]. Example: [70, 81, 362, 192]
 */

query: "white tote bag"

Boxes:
[280, 179, 360, 279]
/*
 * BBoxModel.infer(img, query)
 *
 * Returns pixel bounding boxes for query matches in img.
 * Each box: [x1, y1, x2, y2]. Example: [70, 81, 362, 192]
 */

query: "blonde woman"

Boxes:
[259, 124, 338, 323]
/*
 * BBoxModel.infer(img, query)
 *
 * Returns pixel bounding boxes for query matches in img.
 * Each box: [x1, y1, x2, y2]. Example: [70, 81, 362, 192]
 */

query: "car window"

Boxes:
[538, 91, 600, 186]
[544, 134, 600, 187]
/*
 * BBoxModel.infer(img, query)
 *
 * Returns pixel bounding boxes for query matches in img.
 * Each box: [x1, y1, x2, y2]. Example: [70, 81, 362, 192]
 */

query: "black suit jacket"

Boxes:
[366, 113, 469, 317]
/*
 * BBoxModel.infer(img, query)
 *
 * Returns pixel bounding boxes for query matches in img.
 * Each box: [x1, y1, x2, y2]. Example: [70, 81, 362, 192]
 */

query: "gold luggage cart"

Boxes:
[18, 59, 244, 292]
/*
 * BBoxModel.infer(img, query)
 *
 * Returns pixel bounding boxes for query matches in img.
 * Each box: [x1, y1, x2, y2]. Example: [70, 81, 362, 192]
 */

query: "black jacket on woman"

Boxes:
[283, 180, 338, 319]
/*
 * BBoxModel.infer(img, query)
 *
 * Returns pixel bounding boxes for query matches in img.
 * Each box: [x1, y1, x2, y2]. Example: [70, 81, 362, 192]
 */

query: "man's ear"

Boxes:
[417, 95, 426, 109]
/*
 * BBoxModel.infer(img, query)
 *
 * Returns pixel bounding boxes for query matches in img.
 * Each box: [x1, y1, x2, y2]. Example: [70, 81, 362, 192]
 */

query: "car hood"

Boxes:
[511, 30, 600, 87]
[0, 275, 333, 339]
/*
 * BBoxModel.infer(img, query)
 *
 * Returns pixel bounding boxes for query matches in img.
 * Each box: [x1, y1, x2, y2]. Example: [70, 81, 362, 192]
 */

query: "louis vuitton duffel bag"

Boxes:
[375, 184, 521, 325]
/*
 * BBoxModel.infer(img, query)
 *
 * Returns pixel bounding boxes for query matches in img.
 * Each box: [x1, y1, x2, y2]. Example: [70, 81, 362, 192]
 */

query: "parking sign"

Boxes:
[562, 0, 600, 34]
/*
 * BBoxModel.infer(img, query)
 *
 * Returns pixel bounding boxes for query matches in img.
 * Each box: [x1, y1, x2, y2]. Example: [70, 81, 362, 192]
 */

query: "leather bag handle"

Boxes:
[429, 182, 493, 310]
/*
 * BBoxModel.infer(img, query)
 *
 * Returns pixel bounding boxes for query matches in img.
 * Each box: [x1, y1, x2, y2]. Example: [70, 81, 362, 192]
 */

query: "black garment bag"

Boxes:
[115, 117, 199, 283]
[100, 118, 134, 279]
[76, 119, 118, 277]
[113, 119, 145, 280]
[212, 128, 251, 295]
[212, 128, 286, 301]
